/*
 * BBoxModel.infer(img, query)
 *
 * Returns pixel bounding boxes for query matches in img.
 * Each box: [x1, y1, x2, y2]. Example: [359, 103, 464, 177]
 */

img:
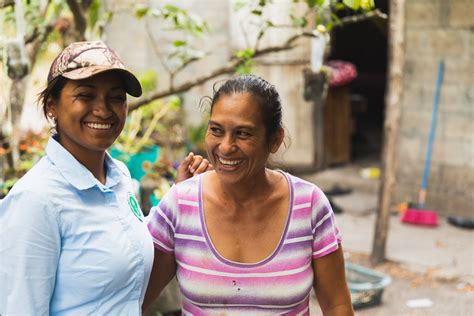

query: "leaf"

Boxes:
[361, 0, 375, 10]
[138, 70, 158, 94]
[343, 0, 361, 10]
[265, 20, 274, 27]
[135, 6, 149, 19]
[251, 9, 262, 16]
[173, 40, 187, 47]
[163, 4, 180, 14]
[291, 15, 308, 27]
[236, 59, 255, 74]
[233, 1, 247, 11]
[235, 48, 255, 60]
[102, 11, 114, 23]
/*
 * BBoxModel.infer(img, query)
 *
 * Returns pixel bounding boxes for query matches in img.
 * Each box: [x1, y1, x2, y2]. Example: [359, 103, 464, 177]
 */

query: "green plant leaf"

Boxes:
[290, 14, 307, 27]
[361, 0, 375, 10]
[235, 48, 255, 60]
[343, 0, 361, 10]
[103, 11, 114, 23]
[138, 70, 158, 94]
[236, 59, 255, 74]
[135, 6, 149, 19]
[173, 40, 187, 47]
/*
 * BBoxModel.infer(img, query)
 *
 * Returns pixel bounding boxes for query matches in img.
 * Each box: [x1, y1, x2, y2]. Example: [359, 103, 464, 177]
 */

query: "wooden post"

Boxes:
[370, 0, 406, 265]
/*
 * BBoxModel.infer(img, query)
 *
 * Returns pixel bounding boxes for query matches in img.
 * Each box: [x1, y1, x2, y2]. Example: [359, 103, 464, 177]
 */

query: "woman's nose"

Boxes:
[92, 97, 113, 118]
[220, 134, 236, 153]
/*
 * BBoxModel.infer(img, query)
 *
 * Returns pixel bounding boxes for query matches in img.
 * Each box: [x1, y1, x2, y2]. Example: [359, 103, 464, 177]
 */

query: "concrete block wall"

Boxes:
[395, 0, 474, 217]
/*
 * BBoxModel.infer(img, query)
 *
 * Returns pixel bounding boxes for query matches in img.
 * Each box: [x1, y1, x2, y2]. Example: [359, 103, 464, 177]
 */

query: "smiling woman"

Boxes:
[145, 75, 354, 315]
[0, 41, 211, 315]
[47, 73, 128, 183]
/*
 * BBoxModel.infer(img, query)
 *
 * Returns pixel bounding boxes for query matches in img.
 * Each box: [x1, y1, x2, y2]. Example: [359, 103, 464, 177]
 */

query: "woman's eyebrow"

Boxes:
[208, 120, 256, 130]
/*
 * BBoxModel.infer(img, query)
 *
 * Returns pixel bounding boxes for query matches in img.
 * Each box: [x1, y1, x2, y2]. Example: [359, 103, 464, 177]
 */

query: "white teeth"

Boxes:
[219, 158, 242, 166]
[86, 123, 112, 130]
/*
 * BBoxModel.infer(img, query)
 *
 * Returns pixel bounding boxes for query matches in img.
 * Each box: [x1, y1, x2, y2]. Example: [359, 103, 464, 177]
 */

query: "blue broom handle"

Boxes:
[419, 60, 444, 208]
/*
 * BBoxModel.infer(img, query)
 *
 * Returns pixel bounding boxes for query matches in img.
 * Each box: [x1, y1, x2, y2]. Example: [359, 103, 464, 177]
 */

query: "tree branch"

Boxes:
[66, 0, 87, 40]
[128, 32, 310, 112]
[25, 0, 54, 67]
[0, 0, 14, 9]
[127, 8, 386, 113]
[338, 9, 387, 26]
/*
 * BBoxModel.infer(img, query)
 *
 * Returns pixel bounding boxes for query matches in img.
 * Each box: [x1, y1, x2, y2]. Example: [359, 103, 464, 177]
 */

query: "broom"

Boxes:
[401, 60, 444, 226]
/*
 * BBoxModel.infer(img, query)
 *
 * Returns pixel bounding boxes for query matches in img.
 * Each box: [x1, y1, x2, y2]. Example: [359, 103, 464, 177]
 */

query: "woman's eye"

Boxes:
[209, 127, 222, 135]
[236, 131, 250, 138]
[110, 96, 126, 102]
[76, 94, 94, 100]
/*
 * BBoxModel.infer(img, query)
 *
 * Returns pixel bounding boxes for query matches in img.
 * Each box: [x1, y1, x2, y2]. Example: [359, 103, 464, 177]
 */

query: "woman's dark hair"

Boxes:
[37, 76, 68, 121]
[209, 75, 283, 143]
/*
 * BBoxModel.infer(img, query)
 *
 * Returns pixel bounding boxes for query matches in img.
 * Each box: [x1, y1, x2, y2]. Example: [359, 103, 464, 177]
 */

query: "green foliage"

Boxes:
[186, 121, 209, 156]
[138, 70, 158, 94]
[290, 14, 308, 27]
[115, 94, 182, 155]
[343, 0, 375, 10]
[87, 0, 100, 31]
[236, 59, 255, 75]
[136, 4, 209, 37]
[234, 48, 256, 74]
[235, 48, 255, 60]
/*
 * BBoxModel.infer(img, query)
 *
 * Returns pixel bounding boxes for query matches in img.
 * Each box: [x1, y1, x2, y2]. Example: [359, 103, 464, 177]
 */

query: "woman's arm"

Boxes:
[143, 249, 177, 312]
[0, 190, 60, 315]
[312, 246, 354, 316]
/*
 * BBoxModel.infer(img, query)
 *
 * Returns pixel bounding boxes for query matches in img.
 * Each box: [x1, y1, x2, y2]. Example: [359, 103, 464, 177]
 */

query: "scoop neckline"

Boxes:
[198, 170, 294, 268]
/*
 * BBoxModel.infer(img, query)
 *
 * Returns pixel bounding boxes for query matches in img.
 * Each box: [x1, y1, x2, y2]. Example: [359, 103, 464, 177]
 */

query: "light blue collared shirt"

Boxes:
[0, 137, 154, 315]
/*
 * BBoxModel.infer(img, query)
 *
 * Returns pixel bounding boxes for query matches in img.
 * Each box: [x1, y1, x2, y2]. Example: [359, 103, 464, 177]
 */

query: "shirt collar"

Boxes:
[45, 136, 127, 191]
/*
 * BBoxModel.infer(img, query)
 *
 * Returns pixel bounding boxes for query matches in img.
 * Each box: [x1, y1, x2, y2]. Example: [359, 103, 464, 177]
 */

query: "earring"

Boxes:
[48, 112, 53, 117]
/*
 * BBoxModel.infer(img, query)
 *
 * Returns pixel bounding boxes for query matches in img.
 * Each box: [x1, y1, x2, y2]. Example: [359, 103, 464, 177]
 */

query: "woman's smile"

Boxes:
[218, 157, 243, 167]
[84, 122, 113, 130]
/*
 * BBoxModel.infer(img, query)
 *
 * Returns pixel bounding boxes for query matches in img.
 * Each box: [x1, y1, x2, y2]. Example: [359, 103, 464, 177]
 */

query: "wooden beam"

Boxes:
[370, 0, 406, 265]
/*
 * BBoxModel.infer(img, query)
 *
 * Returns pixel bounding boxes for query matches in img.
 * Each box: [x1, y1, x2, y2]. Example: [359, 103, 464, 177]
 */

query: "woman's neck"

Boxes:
[59, 140, 107, 184]
[81, 153, 107, 184]
[213, 169, 276, 204]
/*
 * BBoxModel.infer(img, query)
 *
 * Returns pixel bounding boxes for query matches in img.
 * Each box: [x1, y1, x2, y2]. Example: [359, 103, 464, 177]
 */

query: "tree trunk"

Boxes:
[370, 0, 405, 265]
[6, 77, 28, 171]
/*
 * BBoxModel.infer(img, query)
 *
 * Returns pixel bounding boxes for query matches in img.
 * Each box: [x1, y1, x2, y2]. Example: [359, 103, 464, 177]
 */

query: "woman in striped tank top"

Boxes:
[145, 75, 353, 315]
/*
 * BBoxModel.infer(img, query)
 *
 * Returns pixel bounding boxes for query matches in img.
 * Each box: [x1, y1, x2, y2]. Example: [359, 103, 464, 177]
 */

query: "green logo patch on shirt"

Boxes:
[127, 193, 144, 221]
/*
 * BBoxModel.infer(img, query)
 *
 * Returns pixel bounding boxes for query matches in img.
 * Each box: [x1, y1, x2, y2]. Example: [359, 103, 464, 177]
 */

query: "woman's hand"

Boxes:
[175, 152, 213, 183]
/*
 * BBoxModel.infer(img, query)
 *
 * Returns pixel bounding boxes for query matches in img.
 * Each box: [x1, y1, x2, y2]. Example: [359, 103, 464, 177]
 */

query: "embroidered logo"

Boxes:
[127, 193, 144, 221]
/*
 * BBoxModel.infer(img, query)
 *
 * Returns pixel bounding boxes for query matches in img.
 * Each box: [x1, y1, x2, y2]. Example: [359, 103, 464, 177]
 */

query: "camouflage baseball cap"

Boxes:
[48, 41, 142, 97]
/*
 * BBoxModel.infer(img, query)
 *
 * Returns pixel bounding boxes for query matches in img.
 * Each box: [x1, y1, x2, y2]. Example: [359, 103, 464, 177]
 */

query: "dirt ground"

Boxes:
[309, 252, 474, 316]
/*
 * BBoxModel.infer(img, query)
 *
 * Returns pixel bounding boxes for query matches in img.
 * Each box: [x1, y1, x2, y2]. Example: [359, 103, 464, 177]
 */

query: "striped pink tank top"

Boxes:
[147, 171, 341, 315]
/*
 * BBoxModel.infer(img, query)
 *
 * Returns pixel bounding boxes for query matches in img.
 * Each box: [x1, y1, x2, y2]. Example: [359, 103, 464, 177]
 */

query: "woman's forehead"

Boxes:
[211, 93, 264, 126]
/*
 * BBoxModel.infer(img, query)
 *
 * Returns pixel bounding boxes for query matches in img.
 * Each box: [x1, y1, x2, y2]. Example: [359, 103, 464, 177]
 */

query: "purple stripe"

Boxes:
[179, 275, 312, 306]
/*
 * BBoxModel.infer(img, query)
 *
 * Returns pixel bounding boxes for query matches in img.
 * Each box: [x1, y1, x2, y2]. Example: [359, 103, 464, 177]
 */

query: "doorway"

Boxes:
[329, 0, 389, 163]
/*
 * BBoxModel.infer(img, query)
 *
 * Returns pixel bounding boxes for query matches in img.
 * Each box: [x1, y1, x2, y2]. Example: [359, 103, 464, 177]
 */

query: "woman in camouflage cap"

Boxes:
[0, 41, 210, 315]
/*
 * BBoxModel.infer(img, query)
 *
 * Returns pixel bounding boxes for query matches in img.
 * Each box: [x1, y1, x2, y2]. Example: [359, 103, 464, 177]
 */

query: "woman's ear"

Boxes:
[270, 128, 285, 154]
[45, 96, 57, 120]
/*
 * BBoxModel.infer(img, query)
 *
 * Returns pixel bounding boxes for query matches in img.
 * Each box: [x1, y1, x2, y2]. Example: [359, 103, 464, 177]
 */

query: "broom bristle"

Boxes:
[401, 208, 439, 226]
